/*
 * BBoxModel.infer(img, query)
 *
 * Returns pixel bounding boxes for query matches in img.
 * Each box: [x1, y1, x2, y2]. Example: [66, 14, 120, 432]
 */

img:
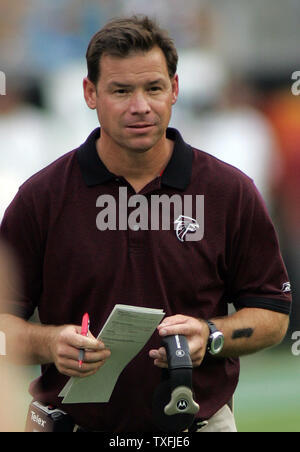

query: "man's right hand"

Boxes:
[49, 324, 111, 378]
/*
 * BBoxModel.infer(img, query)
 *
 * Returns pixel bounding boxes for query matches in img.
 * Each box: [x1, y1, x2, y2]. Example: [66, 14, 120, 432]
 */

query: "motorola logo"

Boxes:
[176, 399, 189, 411]
[176, 349, 185, 358]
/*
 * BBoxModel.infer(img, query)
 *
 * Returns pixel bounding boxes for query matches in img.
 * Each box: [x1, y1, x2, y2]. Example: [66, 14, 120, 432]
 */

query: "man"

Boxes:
[0, 241, 29, 431]
[0, 16, 292, 432]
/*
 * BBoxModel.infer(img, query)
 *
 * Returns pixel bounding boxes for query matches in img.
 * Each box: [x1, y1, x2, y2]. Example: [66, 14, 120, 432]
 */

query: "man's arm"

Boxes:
[211, 307, 289, 358]
[0, 313, 111, 377]
[149, 308, 289, 367]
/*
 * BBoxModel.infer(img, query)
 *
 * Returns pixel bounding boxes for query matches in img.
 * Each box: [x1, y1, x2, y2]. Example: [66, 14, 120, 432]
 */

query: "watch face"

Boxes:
[211, 332, 224, 354]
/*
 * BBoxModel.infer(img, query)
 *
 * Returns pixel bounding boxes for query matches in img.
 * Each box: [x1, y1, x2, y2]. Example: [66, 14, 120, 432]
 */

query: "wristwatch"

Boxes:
[206, 320, 224, 355]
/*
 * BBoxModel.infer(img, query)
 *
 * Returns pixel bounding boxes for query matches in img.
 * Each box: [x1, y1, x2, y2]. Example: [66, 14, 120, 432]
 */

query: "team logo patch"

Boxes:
[174, 215, 200, 242]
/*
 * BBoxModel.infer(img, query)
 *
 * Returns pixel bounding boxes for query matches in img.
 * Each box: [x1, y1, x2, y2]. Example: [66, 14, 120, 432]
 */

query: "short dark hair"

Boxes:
[86, 15, 178, 85]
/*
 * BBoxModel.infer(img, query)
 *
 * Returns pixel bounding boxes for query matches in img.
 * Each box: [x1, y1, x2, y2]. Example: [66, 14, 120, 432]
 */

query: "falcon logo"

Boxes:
[174, 215, 200, 242]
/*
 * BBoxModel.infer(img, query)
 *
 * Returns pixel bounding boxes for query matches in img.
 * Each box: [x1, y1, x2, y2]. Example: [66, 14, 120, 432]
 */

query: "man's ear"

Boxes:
[83, 77, 97, 110]
[171, 74, 179, 105]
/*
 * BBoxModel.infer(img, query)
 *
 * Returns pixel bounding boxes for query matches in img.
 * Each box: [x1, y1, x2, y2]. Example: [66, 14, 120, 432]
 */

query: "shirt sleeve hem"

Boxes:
[234, 297, 291, 314]
[0, 302, 34, 319]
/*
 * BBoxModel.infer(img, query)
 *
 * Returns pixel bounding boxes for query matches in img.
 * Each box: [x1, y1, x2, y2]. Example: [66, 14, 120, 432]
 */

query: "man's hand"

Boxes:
[49, 325, 111, 378]
[149, 314, 209, 368]
[149, 308, 290, 366]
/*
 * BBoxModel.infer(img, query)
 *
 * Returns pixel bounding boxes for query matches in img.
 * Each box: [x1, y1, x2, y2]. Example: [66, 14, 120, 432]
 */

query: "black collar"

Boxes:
[77, 127, 193, 190]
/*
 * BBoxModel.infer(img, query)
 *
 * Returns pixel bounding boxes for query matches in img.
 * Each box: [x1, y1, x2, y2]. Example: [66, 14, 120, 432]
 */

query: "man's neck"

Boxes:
[96, 133, 174, 193]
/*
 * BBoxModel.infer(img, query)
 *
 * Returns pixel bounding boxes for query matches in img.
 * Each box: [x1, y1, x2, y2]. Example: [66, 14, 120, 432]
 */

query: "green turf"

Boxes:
[234, 344, 300, 432]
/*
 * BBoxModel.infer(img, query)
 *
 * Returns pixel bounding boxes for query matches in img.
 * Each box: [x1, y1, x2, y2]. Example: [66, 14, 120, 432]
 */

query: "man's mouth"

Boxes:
[126, 123, 155, 129]
[125, 123, 156, 136]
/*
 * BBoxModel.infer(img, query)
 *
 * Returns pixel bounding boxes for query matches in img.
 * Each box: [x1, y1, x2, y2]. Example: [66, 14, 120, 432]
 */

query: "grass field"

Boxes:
[4, 343, 300, 432]
[235, 344, 300, 432]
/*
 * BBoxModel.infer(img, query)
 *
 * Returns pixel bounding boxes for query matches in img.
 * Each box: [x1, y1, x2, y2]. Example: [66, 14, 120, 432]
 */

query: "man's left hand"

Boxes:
[149, 314, 210, 368]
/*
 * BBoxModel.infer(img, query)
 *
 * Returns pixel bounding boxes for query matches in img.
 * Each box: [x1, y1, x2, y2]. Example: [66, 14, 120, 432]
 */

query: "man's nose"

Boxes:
[129, 91, 151, 115]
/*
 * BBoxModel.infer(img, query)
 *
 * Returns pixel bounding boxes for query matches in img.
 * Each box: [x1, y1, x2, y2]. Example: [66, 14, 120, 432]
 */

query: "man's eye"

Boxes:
[114, 89, 129, 95]
[149, 86, 161, 92]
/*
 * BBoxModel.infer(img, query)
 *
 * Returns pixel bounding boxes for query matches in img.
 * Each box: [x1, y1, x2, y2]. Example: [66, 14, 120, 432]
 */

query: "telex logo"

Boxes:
[0, 71, 6, 95]
[31, 411, 46, 428]
[0, 330, 6, 355]
[291, 71, 300, 96]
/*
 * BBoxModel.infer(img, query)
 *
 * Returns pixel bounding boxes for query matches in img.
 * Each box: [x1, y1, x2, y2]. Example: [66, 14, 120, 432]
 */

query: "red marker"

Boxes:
[78, 313, 90, 368]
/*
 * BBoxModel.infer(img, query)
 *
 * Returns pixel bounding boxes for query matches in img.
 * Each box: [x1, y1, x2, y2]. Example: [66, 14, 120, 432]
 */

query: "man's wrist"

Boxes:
[29, 323, 63, 365]
[205, 320, 225, 356]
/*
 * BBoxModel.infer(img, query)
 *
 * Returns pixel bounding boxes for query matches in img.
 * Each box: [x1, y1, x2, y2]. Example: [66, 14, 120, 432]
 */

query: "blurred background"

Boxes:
[0, 0, 299, 432]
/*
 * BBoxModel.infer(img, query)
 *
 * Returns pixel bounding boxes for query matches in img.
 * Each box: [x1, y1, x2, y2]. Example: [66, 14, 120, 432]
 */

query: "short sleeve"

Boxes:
[228, 181, 292, 314]
[0, 191, 43, 319]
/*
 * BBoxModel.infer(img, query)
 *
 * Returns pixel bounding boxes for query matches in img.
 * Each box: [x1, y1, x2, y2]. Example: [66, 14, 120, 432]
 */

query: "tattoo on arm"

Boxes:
[232, 328, 254, 339]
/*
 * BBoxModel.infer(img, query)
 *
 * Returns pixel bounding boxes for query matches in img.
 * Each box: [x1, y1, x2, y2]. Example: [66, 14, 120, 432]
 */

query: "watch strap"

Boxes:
[205, 320, 224, 355]
[206, 320, 218, 335]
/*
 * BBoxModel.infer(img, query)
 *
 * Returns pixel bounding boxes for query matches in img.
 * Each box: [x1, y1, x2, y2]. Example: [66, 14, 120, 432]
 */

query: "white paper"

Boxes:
[59, 304, 165, 403]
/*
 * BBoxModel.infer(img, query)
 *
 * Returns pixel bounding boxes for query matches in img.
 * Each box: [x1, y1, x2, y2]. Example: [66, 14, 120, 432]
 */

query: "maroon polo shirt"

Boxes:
[0, 127, 291, 432]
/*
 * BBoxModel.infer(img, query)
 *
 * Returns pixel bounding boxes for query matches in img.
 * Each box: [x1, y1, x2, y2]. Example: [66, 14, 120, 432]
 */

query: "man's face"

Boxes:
[84, 46, 178, 153]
